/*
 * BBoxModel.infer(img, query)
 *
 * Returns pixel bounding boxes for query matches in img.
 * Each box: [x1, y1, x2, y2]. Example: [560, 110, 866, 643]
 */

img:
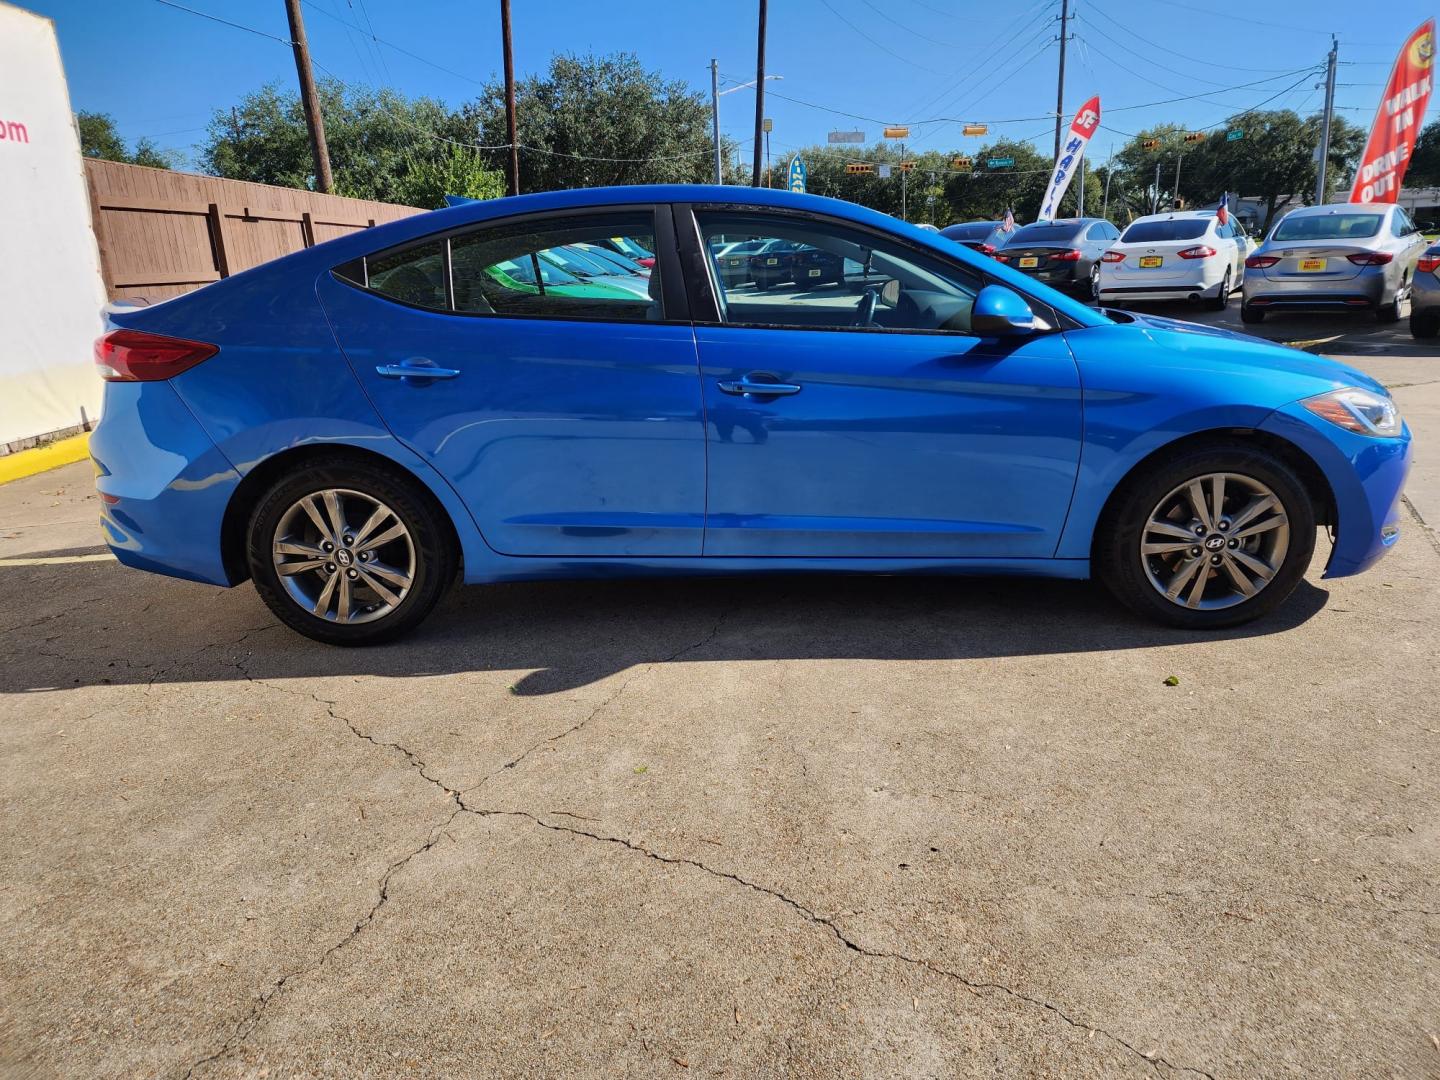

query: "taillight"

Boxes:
[1245, 255, 1280, 269]
[994, 253, 1011, 262]
[1177, 245, 1217, 260]
[1346, 251, 1394, 266]
[979, 243, 996, 255]
[94, 329, 218, 382]
[637, 256, 656, 269]
[1100, 250, 1125, 263]
[1051, 249, 1082, 262]
[1418, 254, 1440, 273]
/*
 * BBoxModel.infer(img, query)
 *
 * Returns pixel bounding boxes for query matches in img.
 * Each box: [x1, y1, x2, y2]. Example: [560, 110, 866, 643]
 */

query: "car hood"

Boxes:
[1070, 310, 1389, 401]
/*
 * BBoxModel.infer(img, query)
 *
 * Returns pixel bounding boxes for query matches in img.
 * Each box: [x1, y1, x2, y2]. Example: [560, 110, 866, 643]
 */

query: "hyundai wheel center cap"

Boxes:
[1205, 535, 1225, 551]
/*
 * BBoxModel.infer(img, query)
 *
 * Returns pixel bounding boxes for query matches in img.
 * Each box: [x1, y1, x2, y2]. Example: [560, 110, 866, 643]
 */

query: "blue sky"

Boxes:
[24, 0, 1436, 170]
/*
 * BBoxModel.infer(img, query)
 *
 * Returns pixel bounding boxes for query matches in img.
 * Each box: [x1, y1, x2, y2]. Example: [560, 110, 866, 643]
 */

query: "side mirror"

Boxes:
[972, 284, 1035, 336]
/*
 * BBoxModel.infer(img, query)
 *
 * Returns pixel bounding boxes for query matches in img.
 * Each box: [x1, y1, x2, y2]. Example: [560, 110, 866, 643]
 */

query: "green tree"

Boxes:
[202, 80, 473, 202]
[1402, 118, 1440, 187]
[76, 111, 175, 169]
[385, 145, 505, 209]
[943, 139, 1052, 223]
[463, 53, 730, 191]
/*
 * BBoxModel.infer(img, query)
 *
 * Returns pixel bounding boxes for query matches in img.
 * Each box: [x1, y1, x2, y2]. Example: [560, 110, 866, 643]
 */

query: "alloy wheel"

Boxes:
[1140, 472, 1290, 611]
[271, 488, 416, 624]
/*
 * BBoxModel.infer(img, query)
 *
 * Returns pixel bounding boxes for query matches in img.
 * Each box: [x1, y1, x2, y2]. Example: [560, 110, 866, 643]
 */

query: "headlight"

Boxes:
[1301, 387, 1403, 437]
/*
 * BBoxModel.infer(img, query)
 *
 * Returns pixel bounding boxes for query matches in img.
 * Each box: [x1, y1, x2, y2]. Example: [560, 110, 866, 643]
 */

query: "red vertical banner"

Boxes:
[1350, 20, 1435, 203]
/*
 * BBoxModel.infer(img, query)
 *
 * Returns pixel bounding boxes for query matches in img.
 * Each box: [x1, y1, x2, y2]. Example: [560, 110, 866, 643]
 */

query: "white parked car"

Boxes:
[1096, 211, 1247, 311]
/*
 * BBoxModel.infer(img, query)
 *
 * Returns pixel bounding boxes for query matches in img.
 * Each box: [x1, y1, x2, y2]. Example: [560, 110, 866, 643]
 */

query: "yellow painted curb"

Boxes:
[0, 434, 91, 486]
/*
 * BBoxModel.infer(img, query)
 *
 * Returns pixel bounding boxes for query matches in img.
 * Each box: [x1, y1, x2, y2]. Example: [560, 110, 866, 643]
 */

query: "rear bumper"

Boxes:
[90, 381, 240, 586]
[1097, 279, 1224, 302]
[1243, 270, 1387, 310]
[1259, 404, 1411, 578]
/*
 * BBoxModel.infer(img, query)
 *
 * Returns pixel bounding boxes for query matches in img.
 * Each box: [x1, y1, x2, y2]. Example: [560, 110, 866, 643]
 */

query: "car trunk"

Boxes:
[1254, 243, 1368, 282]
[1108, 238, 1215, 285]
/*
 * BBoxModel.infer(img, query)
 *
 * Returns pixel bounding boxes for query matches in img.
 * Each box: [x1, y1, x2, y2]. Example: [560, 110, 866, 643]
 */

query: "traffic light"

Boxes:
[845, 163, 875, 174]
[1141, 139, 1160, 150]
[951, 156, 972, 170]
[898, 161, 916, 172]
[1184, 132, 1205, 143]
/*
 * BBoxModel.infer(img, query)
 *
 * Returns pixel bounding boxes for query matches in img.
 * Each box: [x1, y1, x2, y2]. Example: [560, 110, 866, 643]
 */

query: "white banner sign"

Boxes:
[1038, 95, 1100, 221]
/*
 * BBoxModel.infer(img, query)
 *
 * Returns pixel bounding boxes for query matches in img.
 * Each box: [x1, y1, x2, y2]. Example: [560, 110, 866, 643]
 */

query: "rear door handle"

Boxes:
[375, 360, 460, 382]
[718, 375, 802, 397]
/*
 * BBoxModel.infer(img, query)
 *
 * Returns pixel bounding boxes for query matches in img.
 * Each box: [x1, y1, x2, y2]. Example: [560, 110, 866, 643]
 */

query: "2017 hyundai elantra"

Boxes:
[91, 186, 1412, 644]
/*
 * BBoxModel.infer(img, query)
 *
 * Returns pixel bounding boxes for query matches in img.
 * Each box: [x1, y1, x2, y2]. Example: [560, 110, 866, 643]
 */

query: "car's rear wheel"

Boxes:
[1411, 308, 1440, 338]
[1087, 263, 1100, 302]
[1097, 445, 1316, 629]
[1240, 303, 1265, 324]
[247, 457, 456, 645]
[1376, 286, 1404, 323]
[1207, 268, 1232, 311]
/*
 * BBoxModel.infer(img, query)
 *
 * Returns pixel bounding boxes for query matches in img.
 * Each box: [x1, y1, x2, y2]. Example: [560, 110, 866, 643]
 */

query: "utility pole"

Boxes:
[1315, 35, 1339, 204]
[499, 0, 520, 197]
[901, 141, 908, 221]
[1053, 0, 1070, 162]
[1173, 154, 1183, 209]
[1152, 160, 1161, 214]
[765, 124, 772, 186]
[710, 59, 723, 184]
[752, 0, 768, 187]
[1078, 154, 1086, 217]
[283, 0, 332, 193]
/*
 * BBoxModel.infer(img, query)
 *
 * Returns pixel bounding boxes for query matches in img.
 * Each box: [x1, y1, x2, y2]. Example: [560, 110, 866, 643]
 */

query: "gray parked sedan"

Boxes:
[1408, 241, 1440, 337]
[1240, 202, 1427, 324]
[994, 217, 1120, 300]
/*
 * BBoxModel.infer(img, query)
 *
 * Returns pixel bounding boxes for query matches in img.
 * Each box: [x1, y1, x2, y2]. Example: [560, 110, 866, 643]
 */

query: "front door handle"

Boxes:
[376, 360, 461, 382]
[718, 375, 802, 397]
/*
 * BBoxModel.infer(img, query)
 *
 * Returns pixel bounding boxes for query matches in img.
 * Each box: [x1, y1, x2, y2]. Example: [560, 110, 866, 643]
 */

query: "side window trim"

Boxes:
[333, 204, 683, 324]
[678, 204, 1065, 336]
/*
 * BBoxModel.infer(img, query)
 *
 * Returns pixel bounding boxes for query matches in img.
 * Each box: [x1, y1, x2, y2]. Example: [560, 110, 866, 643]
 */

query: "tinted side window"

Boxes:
[1391, 210, 1414, 236]
[451, 211, 661, 321]
[695, 209, 1000, 335]
[366, 241, 447, 310]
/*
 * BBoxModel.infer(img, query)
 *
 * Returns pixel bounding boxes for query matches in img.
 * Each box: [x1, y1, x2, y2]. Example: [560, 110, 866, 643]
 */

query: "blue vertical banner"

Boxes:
[788, 156, 807, 194]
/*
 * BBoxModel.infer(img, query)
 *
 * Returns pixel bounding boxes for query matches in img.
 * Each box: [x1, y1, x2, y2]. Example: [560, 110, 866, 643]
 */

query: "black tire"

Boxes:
[1240, 303, 1265, 324]
[1096, 444, 1317, 630]
[1411, 308, 1440, 338]
[1376, 287, 1403, 323]
[247, 455, 457, 645]
[1088, 263, 1100, 302]
[1207, 268, 1231, 311]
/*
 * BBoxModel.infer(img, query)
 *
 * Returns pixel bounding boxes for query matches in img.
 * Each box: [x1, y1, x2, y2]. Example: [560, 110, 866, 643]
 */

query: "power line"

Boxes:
[902, 0, 1056, 119]
[1086, 4, 1297, 74]
[815, 0, 951, 76]
[300, 0, 487, 86]
[152, 0, 294, 46]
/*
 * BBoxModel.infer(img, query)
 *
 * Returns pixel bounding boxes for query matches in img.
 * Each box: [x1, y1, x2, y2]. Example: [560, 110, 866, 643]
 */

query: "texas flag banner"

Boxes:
[1350, 20, 1435, 203]
[1038, 95, 1100, 221]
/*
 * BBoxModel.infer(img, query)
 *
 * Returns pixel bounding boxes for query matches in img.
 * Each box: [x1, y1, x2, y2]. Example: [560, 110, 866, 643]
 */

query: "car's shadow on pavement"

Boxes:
[0, 547, 1330, 695]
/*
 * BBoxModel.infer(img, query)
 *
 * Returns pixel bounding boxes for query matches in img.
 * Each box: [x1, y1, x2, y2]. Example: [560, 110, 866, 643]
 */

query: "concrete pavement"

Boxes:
[0, 347, 1436, 1079]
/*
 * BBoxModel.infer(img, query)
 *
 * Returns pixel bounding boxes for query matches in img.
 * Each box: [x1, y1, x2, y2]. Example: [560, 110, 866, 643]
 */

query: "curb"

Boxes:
[0, 434, 91, 486]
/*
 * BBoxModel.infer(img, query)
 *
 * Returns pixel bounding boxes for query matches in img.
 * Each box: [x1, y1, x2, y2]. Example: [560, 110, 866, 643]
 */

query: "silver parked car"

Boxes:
[1241, 202, 1427, 324]
[1408, 241, 1440, 337]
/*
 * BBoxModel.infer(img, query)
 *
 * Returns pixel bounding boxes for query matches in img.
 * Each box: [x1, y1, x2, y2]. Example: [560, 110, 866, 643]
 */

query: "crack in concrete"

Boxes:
[461, 606, 733, 795]
[189, 609, 1217, 1080]
[1400, 495, 1440, 557]
[180, 806, 462, 1079]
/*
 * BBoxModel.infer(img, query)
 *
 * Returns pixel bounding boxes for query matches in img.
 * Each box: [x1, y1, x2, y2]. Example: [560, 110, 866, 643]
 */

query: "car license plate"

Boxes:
[807, 268, 822, 277]
[766, 257, 779, 265]
[727, 258, 741, 266]
[1139, 256, 1163, 268]
[1018, 256, 1039, 268]
[1298, 257, 1327, 272]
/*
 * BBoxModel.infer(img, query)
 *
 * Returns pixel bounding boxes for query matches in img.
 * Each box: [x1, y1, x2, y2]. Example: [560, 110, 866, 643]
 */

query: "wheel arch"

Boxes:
[220, 442, 466, 586]
[1088, 427, 1337, 561]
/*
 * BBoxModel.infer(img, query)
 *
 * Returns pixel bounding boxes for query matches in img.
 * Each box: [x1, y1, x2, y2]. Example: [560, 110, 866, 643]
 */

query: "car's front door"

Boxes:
[683, 207, 1084, 558]
[318, 206, 706, 557]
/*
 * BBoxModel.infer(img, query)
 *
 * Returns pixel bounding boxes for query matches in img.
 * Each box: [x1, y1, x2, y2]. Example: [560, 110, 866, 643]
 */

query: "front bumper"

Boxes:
[90, 381, 240, 586]
[1259, 403, 1411, 578]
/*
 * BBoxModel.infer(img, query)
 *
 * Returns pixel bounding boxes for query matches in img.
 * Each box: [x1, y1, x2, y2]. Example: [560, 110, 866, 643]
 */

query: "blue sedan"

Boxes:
[90, 186, 1412, 644]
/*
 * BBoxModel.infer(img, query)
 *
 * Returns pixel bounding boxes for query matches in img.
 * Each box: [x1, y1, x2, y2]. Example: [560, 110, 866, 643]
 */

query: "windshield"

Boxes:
[1120, 219, 1209, 243]
[1273, 213, 1383, 241]
[1006, 223, 1081, 245]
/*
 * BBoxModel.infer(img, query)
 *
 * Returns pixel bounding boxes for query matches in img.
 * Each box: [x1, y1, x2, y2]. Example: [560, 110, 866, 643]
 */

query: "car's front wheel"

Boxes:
[247, 456, 457, 645]
[1097, 445, 1316, 629]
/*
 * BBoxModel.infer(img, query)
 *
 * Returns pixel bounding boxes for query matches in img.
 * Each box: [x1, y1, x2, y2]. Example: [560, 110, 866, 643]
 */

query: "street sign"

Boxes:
[985, 156, 1014, 168]
[877, 164, 893, 178]
[762, 117, 773, 133]
[1226, 128, 1244, 142]
[883, 126, 910, 139]
[951, 156, 972, 169]
[962, 124, 988, 136]
[788, 155, 807, 194]
[845, 163, 875, 174]
[828, 130, 865, 144]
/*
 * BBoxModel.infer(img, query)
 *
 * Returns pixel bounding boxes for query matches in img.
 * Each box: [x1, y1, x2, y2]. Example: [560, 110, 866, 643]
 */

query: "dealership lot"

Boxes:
[1, 323, 1437, 1078]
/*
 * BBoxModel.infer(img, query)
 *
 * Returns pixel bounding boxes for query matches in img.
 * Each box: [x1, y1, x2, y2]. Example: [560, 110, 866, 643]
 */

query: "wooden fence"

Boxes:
[84, 159, 424, 302]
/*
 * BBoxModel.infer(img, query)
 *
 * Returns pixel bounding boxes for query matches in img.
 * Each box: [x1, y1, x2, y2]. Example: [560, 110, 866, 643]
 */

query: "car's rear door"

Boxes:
[681, 205, 1083, 558]
[317, 205, 706, 557]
